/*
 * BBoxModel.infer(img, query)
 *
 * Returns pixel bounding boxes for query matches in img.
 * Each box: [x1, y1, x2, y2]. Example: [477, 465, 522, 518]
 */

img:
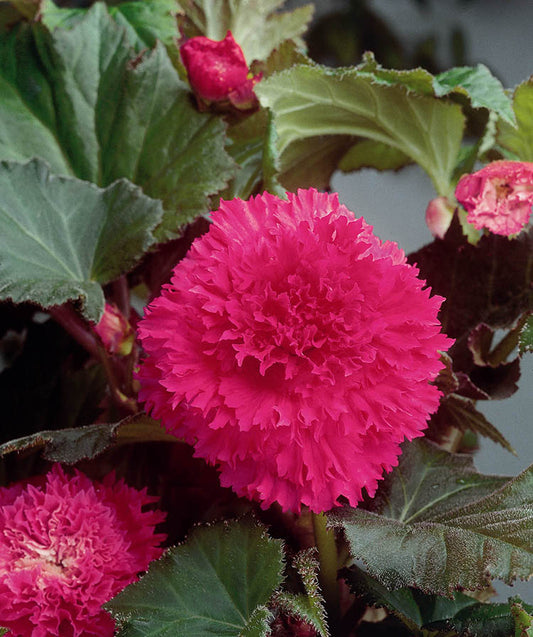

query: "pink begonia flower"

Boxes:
[425, 196, 455, 238]
[137, 189, 452, 513]
[0, 465, 166, 637]
[180, 31, 261, 109]
[93, 302, 134, 356]
[455, 160, 533, 236]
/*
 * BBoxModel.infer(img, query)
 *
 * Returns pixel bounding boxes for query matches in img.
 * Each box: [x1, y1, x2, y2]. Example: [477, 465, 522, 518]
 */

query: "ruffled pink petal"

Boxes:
[0, 465, 166, 636]
[456, 160, 533, 236]
[138, 188, 452, 513]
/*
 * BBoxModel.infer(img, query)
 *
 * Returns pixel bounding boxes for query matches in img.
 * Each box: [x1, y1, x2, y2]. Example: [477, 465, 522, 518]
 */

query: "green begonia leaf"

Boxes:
[0, 414, 177, 464]
[519, 314, 533, 355]
[357, 53, 514, 126]
[330, 439, 532, 595]
[106, 518, 284, 637]
[338, 140, 411, 173]
[429, 597, 533, 636]
[239, 607, 273, 637]
[225, 109, 270, 200]
[354, 52, 435, 94]
[176, 0, 314, 64]
[256, 62, 465, 196]
[497, 79, 533, 160]
[511, 599, 533, 636]
[343, 564, 478, 634]
[0, 4, 235, 238]
[0, 160, 163, 321]
[40, 0, 179, 50]
[433, 64, 515, 125]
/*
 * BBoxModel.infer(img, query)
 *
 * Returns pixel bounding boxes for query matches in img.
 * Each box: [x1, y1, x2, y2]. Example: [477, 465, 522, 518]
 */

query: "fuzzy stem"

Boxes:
[49, 304, 100, 358]
[50, 304, 136, 416]
[312, 511, 340, 627]
[95, 341, 137, 416]
[111, 275, 130, 317]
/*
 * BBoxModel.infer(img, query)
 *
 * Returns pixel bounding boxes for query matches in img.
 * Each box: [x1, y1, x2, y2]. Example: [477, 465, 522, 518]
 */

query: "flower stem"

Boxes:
[49, 304, 100, 359]
[50, 304, 136, 416]
[312, 511, 340, 627]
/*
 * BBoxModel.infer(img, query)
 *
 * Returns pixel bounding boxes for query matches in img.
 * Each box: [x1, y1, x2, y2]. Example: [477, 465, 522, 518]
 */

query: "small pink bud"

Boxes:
[425, 196, 454, 238]
[455, 160, 533, 236]
[94, 303, 134, 356]
[180, 31, 261, 109]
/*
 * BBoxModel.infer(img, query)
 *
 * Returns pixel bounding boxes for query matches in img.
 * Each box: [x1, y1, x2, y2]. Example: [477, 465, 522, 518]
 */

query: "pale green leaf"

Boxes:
[354, 52, 435, 95]
[176, 0, 313, 63]
[339, 139, 411, 172]
[256, 63, 464, 196]
[107, 518, 284, 637]
[433, 64, 515, 125]
[40, 0, 179, 49]
[0, 160, 163, 321]
[497, 80, 533, 161]
[330, 439, 532, 595]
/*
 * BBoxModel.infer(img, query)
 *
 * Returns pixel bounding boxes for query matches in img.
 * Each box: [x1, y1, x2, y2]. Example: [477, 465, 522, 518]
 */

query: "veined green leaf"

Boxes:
[429, 597, 533, 636]
[40, 0, 179, 50]
[497, 79, 533, 161]
[0, 413, 177, 464]
[0, 3, 235, 238]
[330, 439, 532, 595]
[256, 62, 464, 196]
[433, 64, 515, 126]
[343, 564, 478, 634]
[176, 0, 313, 64]
[0, 159, 163, 321]
[339, 140, 411, 173]
[107, 518, 284, 636]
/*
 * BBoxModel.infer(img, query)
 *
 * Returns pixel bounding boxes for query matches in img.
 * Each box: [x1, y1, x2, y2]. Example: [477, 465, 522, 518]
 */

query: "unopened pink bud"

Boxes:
[180, 31, 261, 109]
[425, 196, 454, 238]
[94, 303, 134, 356]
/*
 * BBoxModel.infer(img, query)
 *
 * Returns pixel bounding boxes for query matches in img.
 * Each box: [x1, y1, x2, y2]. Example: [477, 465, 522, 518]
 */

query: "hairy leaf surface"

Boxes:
[330, 440, 532, 595]
[0, 160, 162, 321]
[107, 518, 284, 636]
[0, 4, 235, 237]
